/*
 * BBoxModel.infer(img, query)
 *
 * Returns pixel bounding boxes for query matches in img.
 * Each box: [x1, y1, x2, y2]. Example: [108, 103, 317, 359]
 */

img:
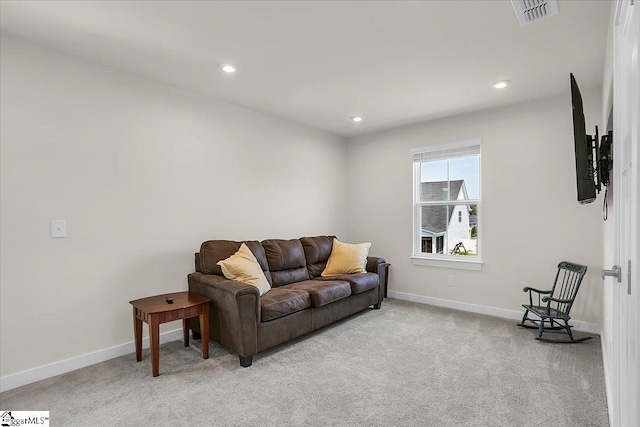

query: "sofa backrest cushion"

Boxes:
[300, 236, 336, 278]
[262, 239, 309, 287]
[198, 240, 272, 285]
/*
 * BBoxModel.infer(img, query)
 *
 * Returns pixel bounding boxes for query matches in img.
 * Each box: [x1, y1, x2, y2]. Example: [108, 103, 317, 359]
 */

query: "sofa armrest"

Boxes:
[190, 272, 260, 299]
[188, 272, 259, 358]
[366, 256, 386, 303]
[366, 256, 386, 274]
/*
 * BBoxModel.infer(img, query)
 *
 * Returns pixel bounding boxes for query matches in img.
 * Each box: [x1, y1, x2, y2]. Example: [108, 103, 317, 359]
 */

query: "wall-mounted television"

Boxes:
[570, 73, 612, 205]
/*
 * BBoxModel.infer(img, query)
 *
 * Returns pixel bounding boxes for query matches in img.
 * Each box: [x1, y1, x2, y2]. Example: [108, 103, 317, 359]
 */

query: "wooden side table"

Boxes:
[384, 263, 390, 298]
[129, 291, 211, 377]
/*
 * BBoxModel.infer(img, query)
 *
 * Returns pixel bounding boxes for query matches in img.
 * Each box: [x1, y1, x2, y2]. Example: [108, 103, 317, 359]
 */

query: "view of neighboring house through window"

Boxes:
[412, 140, 481, 261]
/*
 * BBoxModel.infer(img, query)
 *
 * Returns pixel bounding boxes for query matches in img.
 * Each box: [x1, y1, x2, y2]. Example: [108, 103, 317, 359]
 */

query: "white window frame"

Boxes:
[411, 138, 483, 271]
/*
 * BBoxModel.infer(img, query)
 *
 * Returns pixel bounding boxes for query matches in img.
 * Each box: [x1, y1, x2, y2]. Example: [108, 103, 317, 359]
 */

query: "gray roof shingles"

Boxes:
[420, 180, 464, 234]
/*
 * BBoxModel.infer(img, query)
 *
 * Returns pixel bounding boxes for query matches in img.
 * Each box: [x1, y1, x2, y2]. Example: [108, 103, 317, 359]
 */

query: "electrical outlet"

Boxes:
[448, 274, 454, 287]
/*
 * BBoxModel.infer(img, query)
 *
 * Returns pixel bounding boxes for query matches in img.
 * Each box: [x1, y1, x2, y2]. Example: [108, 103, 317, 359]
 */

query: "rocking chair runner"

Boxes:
[517, 261, 592, 343]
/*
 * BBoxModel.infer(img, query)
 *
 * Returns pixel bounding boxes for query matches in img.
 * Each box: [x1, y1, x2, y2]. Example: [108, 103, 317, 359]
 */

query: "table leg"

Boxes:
[133, 308, 142, 362]
[384, 263, 390, 298]
[182, 319, 190, 347]
[200, 304, 209, 359]
[149, 314, 160, 377]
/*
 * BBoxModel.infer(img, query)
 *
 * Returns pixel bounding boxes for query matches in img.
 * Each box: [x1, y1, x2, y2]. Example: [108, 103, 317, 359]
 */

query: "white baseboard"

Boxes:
[387, 291, 601, 335]
[0, 328, 183, 393]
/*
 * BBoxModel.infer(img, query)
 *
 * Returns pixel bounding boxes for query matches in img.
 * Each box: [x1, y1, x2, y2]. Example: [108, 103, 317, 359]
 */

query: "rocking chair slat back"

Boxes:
[555, 261, 587, 315]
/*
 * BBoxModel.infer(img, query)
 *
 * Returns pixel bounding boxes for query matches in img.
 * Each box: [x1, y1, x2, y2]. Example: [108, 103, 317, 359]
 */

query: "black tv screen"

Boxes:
[570, 73, 597, 204]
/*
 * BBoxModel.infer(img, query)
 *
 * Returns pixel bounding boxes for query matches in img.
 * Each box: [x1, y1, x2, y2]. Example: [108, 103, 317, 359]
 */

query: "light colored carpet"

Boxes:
[0, 299, 608, 426]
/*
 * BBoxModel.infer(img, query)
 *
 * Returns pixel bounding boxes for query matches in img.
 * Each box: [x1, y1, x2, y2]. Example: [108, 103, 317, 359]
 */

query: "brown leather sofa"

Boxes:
[188, 235, 386, 367]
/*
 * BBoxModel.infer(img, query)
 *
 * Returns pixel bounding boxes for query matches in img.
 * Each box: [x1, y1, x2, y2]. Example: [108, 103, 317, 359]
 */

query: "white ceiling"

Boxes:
[0, 0, 612, 137]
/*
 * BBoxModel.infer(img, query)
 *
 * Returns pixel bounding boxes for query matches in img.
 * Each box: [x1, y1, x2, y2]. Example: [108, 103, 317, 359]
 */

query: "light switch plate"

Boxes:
[51, 220, 67, 238]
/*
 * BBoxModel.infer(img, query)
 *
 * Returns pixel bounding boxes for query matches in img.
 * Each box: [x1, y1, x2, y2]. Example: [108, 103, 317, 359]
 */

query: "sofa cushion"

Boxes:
[319, 272, 379, 294]
[260, 287, 311, 322]
[217, 243, 271, 296]
[262, 239, 309, 287]
[199, 240, 272, 285]
[322, 239, 371, 277]
[300, 236, 336, 278]
[286, 280, 351, 307]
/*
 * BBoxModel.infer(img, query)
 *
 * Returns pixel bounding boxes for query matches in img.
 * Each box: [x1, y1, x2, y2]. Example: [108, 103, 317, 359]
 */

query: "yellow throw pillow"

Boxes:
[217, 243, 271, 296]
[321, 239, 372, 277]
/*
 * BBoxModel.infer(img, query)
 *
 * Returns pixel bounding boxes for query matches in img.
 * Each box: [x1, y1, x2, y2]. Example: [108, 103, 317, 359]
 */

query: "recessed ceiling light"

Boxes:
[492, 80, 510, 89]
[351, 116, 363, 123]
[220, 64, 238, 74]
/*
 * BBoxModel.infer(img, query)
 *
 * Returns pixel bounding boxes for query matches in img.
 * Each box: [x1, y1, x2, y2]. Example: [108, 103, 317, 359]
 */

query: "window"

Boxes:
[412, 139, 482, 270]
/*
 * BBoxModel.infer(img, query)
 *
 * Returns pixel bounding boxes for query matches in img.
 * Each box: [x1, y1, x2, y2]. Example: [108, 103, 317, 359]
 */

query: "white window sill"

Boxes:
[411, 256, 484, 271]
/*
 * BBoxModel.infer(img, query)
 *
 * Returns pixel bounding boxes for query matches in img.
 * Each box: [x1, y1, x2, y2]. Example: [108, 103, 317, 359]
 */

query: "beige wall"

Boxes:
[347, 90, 604, 324]
[0, 37, 348, 377]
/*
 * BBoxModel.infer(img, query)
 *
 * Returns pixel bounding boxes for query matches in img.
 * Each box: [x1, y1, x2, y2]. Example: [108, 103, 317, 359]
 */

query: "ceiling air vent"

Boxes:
[511, 0, 559, 27]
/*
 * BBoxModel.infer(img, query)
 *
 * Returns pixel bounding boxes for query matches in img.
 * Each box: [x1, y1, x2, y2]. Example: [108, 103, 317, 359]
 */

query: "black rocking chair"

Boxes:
[517, 261, 592, 343]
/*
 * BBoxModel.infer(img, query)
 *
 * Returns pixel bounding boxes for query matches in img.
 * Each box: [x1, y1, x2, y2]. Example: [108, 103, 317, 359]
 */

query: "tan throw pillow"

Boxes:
[321, 239, 372, 277]
[217, 243, 271, 296]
